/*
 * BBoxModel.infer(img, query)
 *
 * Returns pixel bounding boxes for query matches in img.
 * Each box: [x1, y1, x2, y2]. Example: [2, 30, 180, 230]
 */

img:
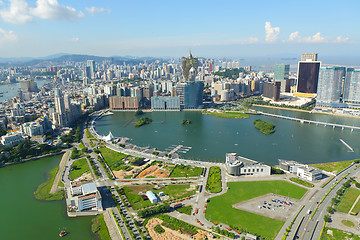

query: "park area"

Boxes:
[205, 180, 307, 240]
[311, 159, 356, 174]
[337, 187, 360, 214]
[69, 158, 91, 181]
[122, 184, 196, 210]
[169, 164, 203, 178]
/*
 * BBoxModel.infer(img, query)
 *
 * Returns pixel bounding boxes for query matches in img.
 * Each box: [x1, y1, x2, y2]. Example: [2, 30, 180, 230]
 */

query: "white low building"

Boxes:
[1, 132, 24, 146]
[225, 153, 271, 176]
[297, 166, 323, 181]
[69, 182, 103, 212]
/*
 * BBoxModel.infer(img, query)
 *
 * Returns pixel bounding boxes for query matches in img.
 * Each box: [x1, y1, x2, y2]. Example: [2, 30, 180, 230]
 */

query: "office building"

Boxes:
[69, 182, 103, 212]
[151, 96, 180, 111]
[20, 79, 38, 92]
[1, 132, 24, 146]
[86, 60, 96, 79]
[274, 64, 290, 92]
[182, 51, 199, 81]
[301, 53, 318, 61]
[263, 82, 280, 101]
[109, 96, 139, 110]
[53, 88, 67, 127]
[316, 67, 345, 107]
[175, 81, 204, 109]
[225, 153, 271, 176]
[343, 68, 360, 104]
[297, 166, 323, 181]
[296, 61, 321, 94]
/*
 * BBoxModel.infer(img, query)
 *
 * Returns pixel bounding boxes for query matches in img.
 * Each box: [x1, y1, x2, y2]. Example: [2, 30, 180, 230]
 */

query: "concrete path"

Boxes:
[348, 194, 360, 214]
[50, 149, 70, 194]
[103, 209, 123, 240]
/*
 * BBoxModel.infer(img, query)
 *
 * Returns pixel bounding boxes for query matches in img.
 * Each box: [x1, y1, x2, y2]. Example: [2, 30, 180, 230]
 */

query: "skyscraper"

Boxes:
[343, 68, 360, 104]
[301, 53, 318, 61]
[86, 60, 96, 79]
[316, 67, 345, 107]
[182, 51, 199, 81]
[53, 88, 67, 127]
[274, 64, 290, 92]
[175, 81, 204, 109]
[296, 61, 321, 94]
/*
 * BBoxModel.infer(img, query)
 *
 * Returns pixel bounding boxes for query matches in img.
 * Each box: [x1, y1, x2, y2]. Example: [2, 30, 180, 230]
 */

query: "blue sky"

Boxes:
[0, 0, 359, 58]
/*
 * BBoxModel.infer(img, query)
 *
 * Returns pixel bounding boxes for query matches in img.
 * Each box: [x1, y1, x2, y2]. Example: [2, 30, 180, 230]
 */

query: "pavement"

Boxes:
[49, 149, 70, 194]
[103, 209, 124, 240]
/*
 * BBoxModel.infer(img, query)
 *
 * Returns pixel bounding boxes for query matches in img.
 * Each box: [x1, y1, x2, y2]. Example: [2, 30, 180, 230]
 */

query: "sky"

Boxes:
[0, 0, 359, 59]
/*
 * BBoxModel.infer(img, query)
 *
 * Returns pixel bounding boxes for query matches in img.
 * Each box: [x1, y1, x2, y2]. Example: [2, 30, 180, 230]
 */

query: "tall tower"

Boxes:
[316, 67, 345, 107]
[301, 53, 318, 61]
[274, 64, 290, 92]
[86, 60, 96, 79]
[343, 68, 360, 104]
[54, 88, 67, 127]
[182, 51, 199, 81]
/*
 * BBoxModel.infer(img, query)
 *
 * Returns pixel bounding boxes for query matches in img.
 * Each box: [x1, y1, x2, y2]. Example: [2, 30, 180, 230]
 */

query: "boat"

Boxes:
[161, 121, 165, 124]
[59, 230, 67, 237]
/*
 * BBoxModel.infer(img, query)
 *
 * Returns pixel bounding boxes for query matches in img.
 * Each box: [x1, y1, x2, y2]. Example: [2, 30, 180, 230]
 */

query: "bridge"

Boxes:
[260, 112, 360, 131]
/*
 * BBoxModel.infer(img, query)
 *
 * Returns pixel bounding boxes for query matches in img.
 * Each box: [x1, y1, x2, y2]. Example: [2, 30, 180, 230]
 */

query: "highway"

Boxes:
[283, 163, 359, 240]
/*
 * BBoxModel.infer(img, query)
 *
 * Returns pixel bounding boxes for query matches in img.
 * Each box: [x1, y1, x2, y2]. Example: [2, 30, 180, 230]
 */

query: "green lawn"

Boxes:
[34, 166, 64, 201]
[337, 187, 360, 213]
[206, 166, 222, 193]
[290, 178, 314, 188]
[203, 111, 249, 119]
[169, 165, 203, 177]
[341, 220, 355, 227]
[123, 184, 196, 210]
[206, 181, 307, 240]
[321, 227, 360, 240]
[311, 160, 354, 174]
[91, 214, 112, 240]
[176, 205, 192, 215]
[99, 147, 128, 166]
[351, 196, 360, 214]
[69, 158, 90, 180]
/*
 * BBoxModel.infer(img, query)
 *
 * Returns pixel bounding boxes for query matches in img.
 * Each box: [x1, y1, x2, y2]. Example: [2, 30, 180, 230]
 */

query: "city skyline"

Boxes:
[0, 0, 359, 58]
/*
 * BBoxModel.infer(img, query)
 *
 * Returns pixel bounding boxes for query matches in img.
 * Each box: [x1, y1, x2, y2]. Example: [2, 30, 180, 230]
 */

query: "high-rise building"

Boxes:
[301, 53, 318, 61]
[109, 96, 139, 110]
[316, 67, 345, 107]
[296, 61, 321, 94]
[182, 51, 199, 81]
[343, 68, 360, 104]
[274, 64, 290, 92]
[53, 88, 67, 127]
[263, 82, 280, 101]
[175, 81, 204, 109]
[86, 60, 96, 79]
[20, 79, 38, 92]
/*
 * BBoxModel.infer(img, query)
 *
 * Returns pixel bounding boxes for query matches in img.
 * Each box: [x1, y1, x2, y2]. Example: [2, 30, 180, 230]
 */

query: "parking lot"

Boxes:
[233, 193, 298, 221]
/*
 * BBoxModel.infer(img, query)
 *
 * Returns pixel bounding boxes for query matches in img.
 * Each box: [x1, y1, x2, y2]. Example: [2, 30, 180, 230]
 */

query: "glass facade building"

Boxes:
[274, 64, 290, 92]
[316, 67, 345, 107]
[343, 68, 360, 104]
[297, 61, 321, 93]
[176, 81, 204, 109]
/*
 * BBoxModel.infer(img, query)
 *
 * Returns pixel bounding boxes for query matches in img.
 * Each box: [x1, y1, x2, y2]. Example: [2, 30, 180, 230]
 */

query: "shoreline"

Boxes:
[253, 104, 360, 120]
[1, 151, 64, 168]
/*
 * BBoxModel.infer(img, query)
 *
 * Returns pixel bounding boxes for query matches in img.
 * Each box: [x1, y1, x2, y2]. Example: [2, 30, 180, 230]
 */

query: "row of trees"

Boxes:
[137, 204, 170, 218]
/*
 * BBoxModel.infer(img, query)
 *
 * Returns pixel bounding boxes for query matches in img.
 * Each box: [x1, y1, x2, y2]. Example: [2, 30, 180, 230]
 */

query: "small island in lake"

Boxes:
[182, 119, 192, 125]
[134, 117, 152, 128]
[253, 119, 275, 135]
[202, 110, 249, 119]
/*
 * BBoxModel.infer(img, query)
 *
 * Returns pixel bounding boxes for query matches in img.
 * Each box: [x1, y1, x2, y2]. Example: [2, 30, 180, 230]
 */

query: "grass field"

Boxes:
[34, 166, 64, 201]
[123, 184, 196, 210]
[290, 178, 314, 188]
[321, 227, 360, 240]
[341, 220, 355, 227]
[206, 166, 222, 193]
[206, 181, 307, 240]
[169, 165, 203, 177]
[176, 205, 192, 215]
[91, 214, 111, 240]
[99, 147, 128, 166]
[69, 158, 90, 180]
[202, 111, 249, 119]
[311, 160, 354, 174]
[351, 195, 360, 214]
[337, 187, 360, 213]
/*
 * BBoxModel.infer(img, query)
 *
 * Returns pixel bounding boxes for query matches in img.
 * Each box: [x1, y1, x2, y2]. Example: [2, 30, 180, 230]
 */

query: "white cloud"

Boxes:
[0, 27, 17, 42]
[85, 6, 110, 16]
[31, 0, 84, 21]
[264, 21, 280, 43]
[0, 0, 84, 24]
[0, 0, 33, 24]
[334, 36, 349, 43]
[69, 37, 79, 42]
[288, 31, 299, 41]
[285, 32, 329, 43]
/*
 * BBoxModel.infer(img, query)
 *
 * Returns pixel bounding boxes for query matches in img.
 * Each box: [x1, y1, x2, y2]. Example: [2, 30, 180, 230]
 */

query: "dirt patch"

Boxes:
[137, 165, 170, 178]
[113, 170, 132, 179]
[146, 218, 192, 240]
[74, 172, 93, 182]
[193, 230, 216, 240]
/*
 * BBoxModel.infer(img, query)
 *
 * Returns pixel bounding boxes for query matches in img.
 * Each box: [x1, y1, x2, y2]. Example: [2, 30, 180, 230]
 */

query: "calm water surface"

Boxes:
[0, 155, 96, 240]
[95, 109, 360, 165]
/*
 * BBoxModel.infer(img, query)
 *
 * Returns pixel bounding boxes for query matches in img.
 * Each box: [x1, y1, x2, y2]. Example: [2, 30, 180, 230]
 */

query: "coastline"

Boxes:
[1, 151, 64, 168]
[253, 104, 360, 120]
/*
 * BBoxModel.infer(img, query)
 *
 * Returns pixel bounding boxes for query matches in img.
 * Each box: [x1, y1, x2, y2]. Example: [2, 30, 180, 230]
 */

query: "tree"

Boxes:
[324, 215, 331, 222]
[327, 207, 334, 214]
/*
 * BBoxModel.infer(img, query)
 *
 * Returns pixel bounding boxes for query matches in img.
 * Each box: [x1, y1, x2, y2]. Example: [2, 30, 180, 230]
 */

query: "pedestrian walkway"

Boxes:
[103, 209, 123, 240]
[50, 150, 70, 194]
